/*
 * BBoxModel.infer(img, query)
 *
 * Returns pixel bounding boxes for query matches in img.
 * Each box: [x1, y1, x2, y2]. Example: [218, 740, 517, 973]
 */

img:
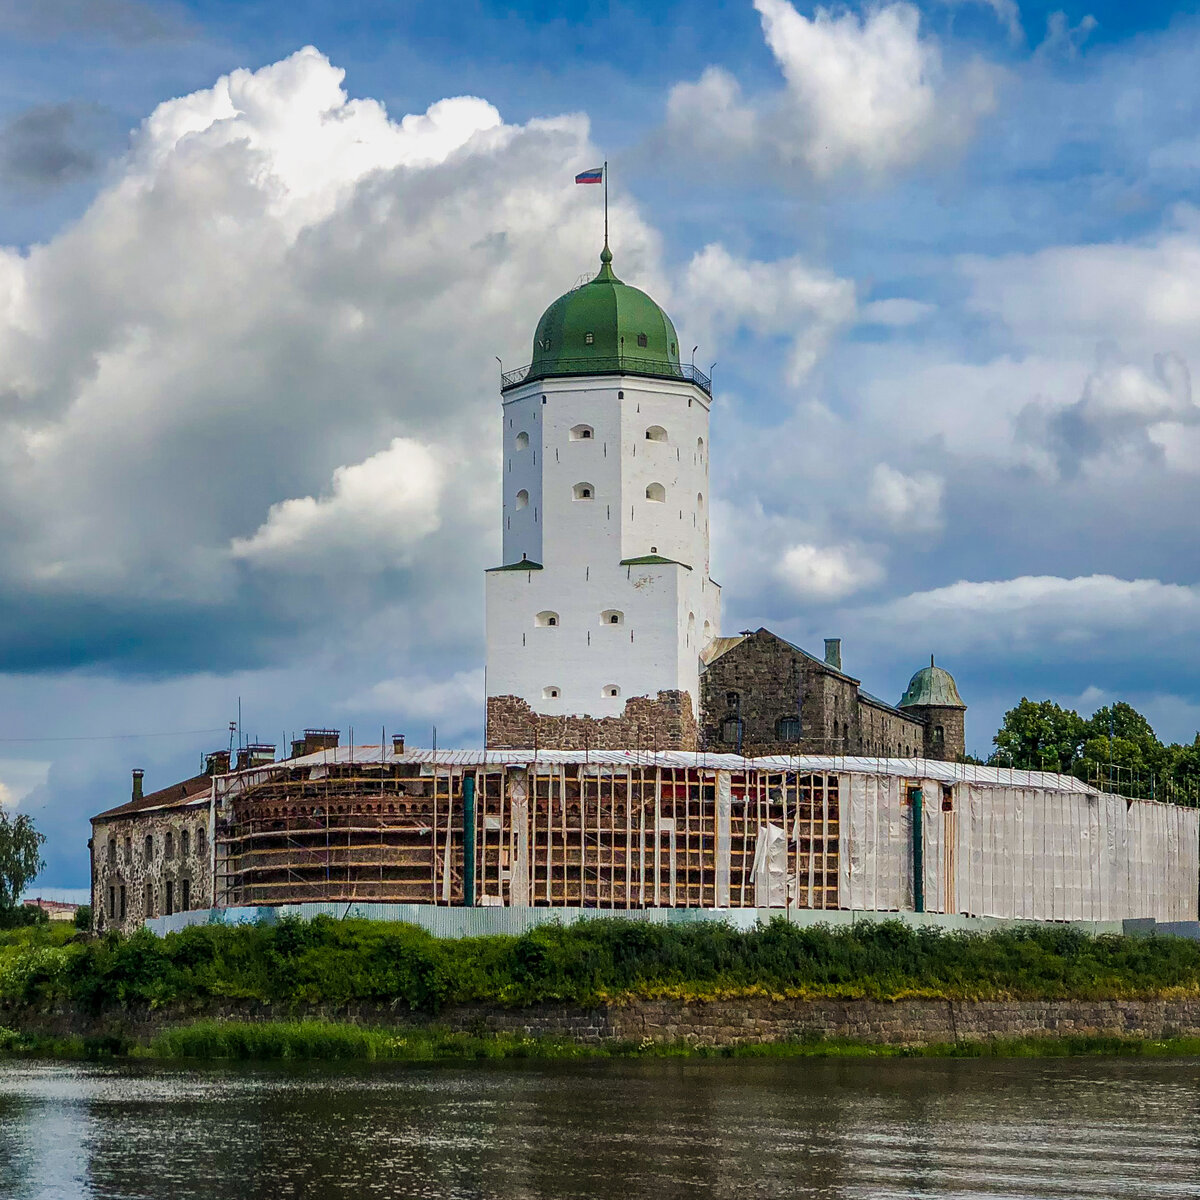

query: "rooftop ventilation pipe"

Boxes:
[392, 733, 406, 755]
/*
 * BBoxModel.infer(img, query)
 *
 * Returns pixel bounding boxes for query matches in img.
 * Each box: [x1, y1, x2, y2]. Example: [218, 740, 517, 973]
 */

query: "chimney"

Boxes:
[392, 733, 406, 755]
[205, 750, 231, 776]
[235, 743, 276, 771]
[131, 769, 144, 802]
[824, 638, 842, 672]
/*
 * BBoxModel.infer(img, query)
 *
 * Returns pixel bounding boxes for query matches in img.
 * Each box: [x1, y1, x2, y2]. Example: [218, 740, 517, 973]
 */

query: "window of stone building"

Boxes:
[572, 481, 594, 500]
[645, 425, 667, 442]
[144, 834, 153, 859]
[515, 431, 529, 449]
[144, 882, 154, 918]
[535, 610, 560, 627]
[542, 685, 560, 699]
[776, 716, 801, 741]
[181, 829, 190, 859]
[569, 424, 593, 441]
[933, 725, 945, 747]
[108, 886, 115, 919]
[119, 886, 126, 922]
[165, 831, 174, 859]
[181, 879, 191, 912]
[196, 826, 206, 857]
[721, 717, 742, 744]
[603, 684, 620, 698]
[165, 880, 174, 917]
[601, 609, 624, 625]
[124, 836, 131, 861]
[107, 837, 115, 864]
[645, 482, 666, 502]
[515, 489, 529, 509]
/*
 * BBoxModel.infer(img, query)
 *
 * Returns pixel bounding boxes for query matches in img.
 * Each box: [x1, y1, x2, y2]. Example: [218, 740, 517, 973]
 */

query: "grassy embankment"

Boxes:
[2, 916, 1199, 1061]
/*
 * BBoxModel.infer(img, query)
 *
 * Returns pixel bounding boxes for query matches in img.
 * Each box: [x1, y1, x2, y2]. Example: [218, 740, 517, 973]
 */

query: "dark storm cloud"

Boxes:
[0, 104, 105, 194]
[0, 0, 192, 44]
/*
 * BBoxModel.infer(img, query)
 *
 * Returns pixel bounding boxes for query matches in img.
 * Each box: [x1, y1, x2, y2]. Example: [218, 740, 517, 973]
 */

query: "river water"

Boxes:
[1, 1056, 1198, 1198]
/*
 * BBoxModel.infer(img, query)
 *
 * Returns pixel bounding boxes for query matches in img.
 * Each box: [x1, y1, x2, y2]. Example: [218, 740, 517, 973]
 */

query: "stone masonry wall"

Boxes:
[10, 995, 1200, 1049]
[700, 631, 926, 758]
[92, 805, 213, 936]
[487, 690, 698, 751]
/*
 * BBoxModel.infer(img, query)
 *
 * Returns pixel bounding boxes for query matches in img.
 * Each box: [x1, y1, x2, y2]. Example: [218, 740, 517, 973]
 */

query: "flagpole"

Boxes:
[603, 160, 608, 247]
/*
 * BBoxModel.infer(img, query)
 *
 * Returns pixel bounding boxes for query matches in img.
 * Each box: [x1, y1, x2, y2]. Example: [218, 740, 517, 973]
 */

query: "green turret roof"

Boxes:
[898, 657, 966, 710]
[512, 245, 693, 391]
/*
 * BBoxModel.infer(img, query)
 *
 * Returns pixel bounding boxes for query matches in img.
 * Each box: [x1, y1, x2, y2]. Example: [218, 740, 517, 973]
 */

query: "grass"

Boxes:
[3, 915, 1200, 1016]
[2, 1019, 1200, 1063]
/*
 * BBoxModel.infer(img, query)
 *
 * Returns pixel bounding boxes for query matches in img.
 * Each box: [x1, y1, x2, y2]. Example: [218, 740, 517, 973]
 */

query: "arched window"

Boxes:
[703, 619, 712, 640]
[697, 492, 704, 508]
[645, 482, 666, 502]
[776, 716, 801, 741]
[515, 489, 529, 510]
[601, 609, 624, 626]
[636, 333, 648, 348]
[721, 717, 741, 744]
[687, 612, 695, 643]
[933, 725, 945, 746]
[196, 826, 206, 857]
[573, 482, 594, 500]
[144, 834, 153, 859]
[645, 425, 667, 442]
[107, 837, 116, 864]
[180, 829, 190, 859]
[515, 431, 529, 450]
[164, 831, 174, 860]
[535, 611, 560, 627]
[542, 685, 561, 699]
[569, 424, 594, 441]
[603, 684, 621, 698]
[697, 437, 704, 454]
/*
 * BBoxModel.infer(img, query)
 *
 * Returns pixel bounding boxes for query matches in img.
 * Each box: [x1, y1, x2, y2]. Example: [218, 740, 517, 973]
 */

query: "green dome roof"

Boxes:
[898, 658, 966, 710]
[511, 246, 699, 392]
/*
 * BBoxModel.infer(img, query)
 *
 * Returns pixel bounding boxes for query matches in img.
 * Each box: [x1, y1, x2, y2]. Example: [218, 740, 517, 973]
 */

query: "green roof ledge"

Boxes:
[620, 554, 692, 570]
[898, 656, 966, 709]
[486, 556, 544, 572]
[501, 244, 712, 395]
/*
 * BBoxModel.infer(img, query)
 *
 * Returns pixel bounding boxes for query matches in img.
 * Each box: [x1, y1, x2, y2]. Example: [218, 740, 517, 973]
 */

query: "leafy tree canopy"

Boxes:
[991, 699, 1197, 803]
[0, 811, 45, 910]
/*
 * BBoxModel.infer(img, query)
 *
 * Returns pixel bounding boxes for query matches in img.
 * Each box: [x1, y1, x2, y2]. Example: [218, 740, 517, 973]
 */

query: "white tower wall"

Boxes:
[487, 372, 720, 719]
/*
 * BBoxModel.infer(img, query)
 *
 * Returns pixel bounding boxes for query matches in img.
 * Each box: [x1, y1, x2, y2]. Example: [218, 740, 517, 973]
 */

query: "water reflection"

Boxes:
[0, 1057, 1196, 1199]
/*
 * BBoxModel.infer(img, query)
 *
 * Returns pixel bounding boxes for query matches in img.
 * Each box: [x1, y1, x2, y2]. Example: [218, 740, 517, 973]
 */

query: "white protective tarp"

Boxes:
[838, 773, 1199, 921]
[752, 823, 788, 908]
[715, 771, 732, 907]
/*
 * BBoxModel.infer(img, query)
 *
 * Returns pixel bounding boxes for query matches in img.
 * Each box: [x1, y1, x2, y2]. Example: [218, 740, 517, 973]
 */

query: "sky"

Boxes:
[3, 0, 1200, 893]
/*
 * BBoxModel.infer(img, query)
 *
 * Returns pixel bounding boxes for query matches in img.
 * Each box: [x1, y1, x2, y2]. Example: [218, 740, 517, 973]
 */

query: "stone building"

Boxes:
[698, 629, 966, 761]
[89, 753, 226, 934]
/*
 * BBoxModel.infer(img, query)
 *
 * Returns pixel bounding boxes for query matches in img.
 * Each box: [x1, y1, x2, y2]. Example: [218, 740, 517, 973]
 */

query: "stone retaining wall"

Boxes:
[8, 996, 1200, 1048]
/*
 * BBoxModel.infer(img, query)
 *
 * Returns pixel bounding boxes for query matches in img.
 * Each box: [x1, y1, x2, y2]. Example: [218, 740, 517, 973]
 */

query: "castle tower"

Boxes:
[898, 656, 968, 762]
[485, 245, 720, 748]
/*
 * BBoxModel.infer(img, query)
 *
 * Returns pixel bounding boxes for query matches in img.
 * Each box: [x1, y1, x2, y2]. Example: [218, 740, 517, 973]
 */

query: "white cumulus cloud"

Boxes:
[776, 542, 885, 601]
[680, 243, 856, 382]
[867, 463, 945, 532]
[231, 437, 444, 570]
[665, 0, 1000, 179]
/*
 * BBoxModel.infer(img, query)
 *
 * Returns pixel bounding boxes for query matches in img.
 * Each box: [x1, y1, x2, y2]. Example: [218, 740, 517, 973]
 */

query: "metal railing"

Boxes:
[501, 356, 712, 395]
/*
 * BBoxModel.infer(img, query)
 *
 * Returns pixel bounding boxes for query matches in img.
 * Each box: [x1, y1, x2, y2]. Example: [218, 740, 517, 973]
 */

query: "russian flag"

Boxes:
[575, 167, 603, 184]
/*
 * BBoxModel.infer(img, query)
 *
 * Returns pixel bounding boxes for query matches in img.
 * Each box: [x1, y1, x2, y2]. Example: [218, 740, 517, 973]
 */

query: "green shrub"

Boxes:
[2, 915, 1200, 1014]
[73, 906, 91, 931]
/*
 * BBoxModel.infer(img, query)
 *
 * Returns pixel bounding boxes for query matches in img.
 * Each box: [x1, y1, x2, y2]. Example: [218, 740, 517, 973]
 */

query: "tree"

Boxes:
[1078, 702, 1168, 792]
[990, 698, 1086, 772]
[0, 810, 45, 911]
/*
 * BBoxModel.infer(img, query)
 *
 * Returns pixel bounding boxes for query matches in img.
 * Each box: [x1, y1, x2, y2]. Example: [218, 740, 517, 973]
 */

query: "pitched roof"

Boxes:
[92, 772, 211, 821]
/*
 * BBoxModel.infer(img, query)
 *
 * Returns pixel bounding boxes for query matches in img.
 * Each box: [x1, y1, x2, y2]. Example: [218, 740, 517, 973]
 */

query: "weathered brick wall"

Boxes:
[486, 691, 698, 751]
[11, 995, 1200, 1049]
[92, 805, 213, 935]
[699, 630, 925, 757]
[909, 705, 967, 762]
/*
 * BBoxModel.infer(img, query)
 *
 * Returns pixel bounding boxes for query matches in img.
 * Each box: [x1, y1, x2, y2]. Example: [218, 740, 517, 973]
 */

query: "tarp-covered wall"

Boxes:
[839, 776, 1198, 921]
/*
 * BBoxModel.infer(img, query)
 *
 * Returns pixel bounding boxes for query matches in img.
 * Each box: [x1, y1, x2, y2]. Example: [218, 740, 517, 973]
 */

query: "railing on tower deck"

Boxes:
[500, 356, 712, 396]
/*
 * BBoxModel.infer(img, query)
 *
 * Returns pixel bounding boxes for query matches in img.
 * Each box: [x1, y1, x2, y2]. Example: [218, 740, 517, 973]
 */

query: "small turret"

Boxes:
[898, 655, 967, 761]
